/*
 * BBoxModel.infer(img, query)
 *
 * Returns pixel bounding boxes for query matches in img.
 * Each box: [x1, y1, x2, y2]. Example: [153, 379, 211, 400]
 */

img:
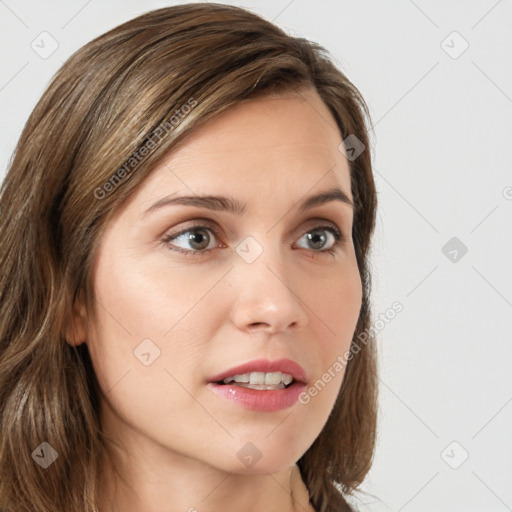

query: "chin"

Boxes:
[224, 440, 306, 476]
[231, 459, 298, 476]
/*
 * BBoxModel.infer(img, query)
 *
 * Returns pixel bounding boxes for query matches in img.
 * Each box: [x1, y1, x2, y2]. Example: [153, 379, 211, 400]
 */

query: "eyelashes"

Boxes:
[162, 223, 222, 256]
[161, 221, 347, 258]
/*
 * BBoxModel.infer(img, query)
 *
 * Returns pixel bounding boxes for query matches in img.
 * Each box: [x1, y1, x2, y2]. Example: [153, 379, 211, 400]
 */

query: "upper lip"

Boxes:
[208, 358, 308, 384]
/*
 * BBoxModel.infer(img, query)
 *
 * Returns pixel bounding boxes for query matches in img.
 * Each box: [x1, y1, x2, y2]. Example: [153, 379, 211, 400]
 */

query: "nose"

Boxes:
[229, 240, 309, 335]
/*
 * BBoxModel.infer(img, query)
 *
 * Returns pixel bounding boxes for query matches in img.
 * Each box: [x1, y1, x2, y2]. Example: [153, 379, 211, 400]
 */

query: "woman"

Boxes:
[0, 3, 378, 511]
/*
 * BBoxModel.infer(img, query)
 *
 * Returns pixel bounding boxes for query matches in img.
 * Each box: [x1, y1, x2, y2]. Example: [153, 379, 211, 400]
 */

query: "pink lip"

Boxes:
[208, 358, 308, 384]
[206, 358, 308, 412]
[207, 381, 306, 412]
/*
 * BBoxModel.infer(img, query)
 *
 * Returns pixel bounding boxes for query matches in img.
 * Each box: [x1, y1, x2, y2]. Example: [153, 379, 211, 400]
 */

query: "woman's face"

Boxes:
[81, 87, 362, 475]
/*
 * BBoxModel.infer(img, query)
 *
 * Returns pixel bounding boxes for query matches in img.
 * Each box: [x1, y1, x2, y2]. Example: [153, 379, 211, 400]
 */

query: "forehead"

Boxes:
[172, 88, 343, 161]
[131, 88, 352, 214]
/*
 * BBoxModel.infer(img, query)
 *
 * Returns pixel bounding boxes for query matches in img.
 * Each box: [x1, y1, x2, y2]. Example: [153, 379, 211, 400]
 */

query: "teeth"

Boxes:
[250, 372, 265, 385]
[282, 374, 293, 385]
[231, 383, 286, 390]
[222, 371, 294, 386]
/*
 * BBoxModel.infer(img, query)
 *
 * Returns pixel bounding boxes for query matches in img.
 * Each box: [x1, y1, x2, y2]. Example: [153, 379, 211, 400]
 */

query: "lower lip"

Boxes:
[207, 381, 307, 411]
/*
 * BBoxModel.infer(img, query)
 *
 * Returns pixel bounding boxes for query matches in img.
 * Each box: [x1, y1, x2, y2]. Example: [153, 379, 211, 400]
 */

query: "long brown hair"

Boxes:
[0, 4, 378, 511]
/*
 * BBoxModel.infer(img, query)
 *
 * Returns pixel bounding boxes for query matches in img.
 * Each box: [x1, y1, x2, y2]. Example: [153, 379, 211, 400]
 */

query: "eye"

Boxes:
[294, 225, 345, 255]
[162, 224, 221, 256]
[161, 222, 346, 257]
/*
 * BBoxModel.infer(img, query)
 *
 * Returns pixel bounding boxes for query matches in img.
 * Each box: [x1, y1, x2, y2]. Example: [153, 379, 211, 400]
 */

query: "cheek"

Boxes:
[308, 260, 362, 348]
[85, 253, 221, 414]
[298, 261, 362, 403]
[90, 248, 222, 343]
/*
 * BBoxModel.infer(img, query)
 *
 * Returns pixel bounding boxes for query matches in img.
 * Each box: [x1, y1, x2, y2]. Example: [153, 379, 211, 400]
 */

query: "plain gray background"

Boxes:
[1, 1, 511, 510]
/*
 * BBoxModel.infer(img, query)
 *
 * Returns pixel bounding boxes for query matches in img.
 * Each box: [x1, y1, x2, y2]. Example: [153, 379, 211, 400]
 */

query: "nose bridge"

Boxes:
[229, 233, 308, 333]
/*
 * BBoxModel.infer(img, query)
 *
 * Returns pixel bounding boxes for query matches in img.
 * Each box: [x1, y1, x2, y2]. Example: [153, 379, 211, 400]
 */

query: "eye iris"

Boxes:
[307, 230, 327, 250]
[188, 229, 210, 250]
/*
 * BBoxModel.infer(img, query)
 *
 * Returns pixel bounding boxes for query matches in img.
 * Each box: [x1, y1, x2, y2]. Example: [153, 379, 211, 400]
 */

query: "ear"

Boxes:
[64, 292, 88, 346]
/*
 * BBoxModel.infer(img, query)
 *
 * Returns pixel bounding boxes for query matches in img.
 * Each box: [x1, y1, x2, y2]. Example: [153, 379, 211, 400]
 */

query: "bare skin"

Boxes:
[67, 86, 362, 512]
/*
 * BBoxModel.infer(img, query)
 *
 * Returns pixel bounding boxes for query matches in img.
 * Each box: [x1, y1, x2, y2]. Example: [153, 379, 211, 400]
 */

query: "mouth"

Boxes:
[207, 367, 307, 412]
[208, 358, 307, 389]
[214, 371, 296, 390]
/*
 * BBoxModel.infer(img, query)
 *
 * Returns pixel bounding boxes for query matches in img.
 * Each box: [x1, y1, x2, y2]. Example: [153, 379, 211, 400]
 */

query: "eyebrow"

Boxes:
[141, 186, 354, 219]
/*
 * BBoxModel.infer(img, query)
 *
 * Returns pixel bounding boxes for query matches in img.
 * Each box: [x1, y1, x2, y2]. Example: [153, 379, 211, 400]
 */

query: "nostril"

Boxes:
[248, 323, 266, 332]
